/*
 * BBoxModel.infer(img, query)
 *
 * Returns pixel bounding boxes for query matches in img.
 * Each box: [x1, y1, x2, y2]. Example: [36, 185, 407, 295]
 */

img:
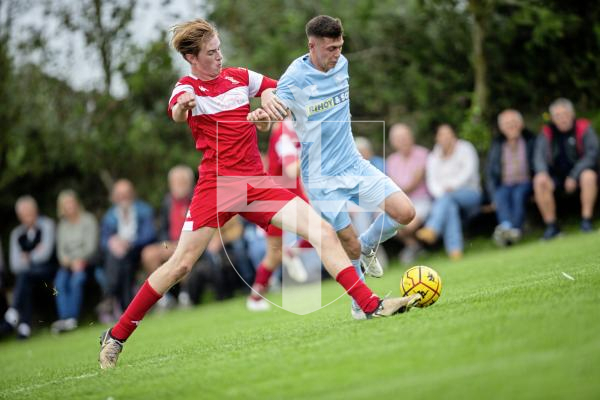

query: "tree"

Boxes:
[206, 0, 600, 151]
[207, 0, 474, 147]
[2, 0, 600, 241]
[468, 0, 491, 123]
[49, 0, 136, 94]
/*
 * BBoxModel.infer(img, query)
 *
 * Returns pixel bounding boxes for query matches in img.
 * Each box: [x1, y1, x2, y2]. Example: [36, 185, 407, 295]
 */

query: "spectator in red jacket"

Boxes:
[533, 98, 599, 239]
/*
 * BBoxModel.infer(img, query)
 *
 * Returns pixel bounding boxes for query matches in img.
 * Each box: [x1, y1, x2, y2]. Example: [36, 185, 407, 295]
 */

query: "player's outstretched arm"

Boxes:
[261, 88, 289, 121]
[247, 108, 272, 132]
[171, 92, 196, 122]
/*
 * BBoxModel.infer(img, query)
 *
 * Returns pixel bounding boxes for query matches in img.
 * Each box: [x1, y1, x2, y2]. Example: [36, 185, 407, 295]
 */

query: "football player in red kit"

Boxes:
[99, 18, 420, 369]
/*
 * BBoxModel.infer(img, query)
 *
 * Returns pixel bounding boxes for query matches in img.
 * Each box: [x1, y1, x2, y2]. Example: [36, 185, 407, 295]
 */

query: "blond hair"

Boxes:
[171, 19, 217, 59]
[57, 189, 82, 218]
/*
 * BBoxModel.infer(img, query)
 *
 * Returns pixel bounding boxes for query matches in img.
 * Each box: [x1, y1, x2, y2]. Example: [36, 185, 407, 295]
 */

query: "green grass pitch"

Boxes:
[1, 232, 599, 399]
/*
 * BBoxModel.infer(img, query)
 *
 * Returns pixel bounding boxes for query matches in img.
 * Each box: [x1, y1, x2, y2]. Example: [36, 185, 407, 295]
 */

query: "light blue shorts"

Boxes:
[304, 158, 401, 232]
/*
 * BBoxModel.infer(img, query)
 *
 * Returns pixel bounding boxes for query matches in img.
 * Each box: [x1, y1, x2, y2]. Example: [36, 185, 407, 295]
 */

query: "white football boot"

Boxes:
[367, 293, 422, 318]
[99, 329, 124, 369]
[360, 248, 384, 278]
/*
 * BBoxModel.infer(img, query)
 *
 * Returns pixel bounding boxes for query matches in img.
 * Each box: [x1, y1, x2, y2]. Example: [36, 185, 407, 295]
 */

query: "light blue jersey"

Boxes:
[275, 53, 402, 233]
[275, 54, 361, 183]
[276, 54, 400, 231]
[275, 51, 406, 294]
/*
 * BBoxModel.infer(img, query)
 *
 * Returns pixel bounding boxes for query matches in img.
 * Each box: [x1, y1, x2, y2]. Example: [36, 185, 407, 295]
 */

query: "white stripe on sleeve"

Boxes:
[247, 70, 264, 97]
[169, 84, 194, 104]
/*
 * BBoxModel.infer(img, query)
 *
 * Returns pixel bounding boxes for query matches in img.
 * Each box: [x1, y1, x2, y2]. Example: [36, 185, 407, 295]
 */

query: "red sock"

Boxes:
[111, 280, 162, 341]
[295, 238, 313, 249]
[250, 264, 274, 300]
[336, 266, 380, 314]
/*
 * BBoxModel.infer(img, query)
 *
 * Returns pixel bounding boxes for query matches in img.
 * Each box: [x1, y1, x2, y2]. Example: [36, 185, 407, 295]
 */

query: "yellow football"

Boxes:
[400, 265, 442, 307]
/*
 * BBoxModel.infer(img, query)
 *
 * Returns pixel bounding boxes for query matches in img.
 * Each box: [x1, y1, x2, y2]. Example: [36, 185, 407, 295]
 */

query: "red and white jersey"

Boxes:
[168, 67, 277, 177]
[267, 120, 307, 198]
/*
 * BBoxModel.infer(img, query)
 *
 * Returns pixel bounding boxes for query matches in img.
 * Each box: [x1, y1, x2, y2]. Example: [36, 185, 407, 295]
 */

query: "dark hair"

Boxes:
[305, 15, 343, 38]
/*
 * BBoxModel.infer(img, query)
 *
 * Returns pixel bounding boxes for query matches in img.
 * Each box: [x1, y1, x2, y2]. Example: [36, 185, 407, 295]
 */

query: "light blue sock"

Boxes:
[352, 259, 364, 282]
[358, 213, 402, 252]
[351, 259, 364, 309]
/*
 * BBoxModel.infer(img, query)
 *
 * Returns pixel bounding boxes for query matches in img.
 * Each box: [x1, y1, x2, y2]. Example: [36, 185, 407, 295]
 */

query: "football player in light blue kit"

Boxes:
[260, 15, 416, 319]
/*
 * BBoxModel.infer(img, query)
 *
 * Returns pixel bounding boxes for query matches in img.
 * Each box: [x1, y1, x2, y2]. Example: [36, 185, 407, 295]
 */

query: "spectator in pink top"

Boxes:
[386, 123, 432, 264]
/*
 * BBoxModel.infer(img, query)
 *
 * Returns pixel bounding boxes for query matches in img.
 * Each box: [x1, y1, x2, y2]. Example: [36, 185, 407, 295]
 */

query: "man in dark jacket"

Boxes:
[486, 109, 536, 246]
[99, 179, 156, 315]
[533, 98, 599, 239]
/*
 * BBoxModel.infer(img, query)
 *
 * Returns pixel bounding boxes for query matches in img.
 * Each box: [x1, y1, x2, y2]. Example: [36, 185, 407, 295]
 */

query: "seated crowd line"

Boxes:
[0, 97, 597, 340]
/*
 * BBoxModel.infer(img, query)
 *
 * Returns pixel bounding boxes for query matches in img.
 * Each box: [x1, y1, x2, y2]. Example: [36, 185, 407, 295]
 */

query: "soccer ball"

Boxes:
[400, 266, 442, 307]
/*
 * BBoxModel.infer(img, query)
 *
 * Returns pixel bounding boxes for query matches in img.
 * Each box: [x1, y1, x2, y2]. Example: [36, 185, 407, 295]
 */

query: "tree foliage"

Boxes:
[48, 0, 137, 93]
[1, 0, 600, 242]
[207, 0, 600, 148]
[0, 3, 196, 238]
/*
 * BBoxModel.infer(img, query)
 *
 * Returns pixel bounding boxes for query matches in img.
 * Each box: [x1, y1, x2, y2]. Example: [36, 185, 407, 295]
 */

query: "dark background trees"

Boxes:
[1, 0, 599, 242]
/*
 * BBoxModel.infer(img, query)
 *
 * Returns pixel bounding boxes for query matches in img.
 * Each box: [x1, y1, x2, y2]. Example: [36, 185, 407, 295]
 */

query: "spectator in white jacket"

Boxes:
[416, 124, 482, 260]
[2, 196, 56, 339]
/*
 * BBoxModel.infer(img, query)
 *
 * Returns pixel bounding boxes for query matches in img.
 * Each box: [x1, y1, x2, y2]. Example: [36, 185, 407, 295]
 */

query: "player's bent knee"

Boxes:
[385, 193, 416, 225]
[335, 230, 361, 259]
[392, 205, 416, 226]
[347, 240, 362, 260]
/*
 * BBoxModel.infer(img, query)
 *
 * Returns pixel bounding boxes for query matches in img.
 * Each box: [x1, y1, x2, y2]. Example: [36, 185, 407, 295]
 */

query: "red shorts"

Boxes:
[183, 174, 297, 231]
[265, 187, 309, 237]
